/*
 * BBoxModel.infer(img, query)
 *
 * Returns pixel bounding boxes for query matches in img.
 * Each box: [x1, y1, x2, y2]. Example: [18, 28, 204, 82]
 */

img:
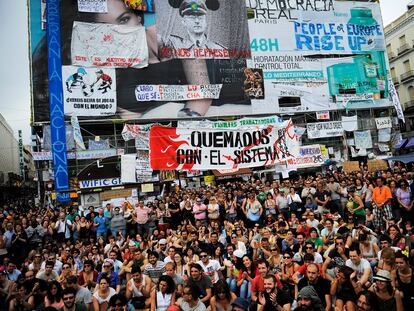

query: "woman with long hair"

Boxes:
[150, 275, 176, 311]
[44, 280, 64, 309]
[93, 276, 116, 311]
[369, 270, 403, 311]
[209, 280, 237, 311]
[225, 193, 237, 222]
[387, 225, 406, 250]
[236, 255, 257, 300]
[396, 179, 413, 222]
[356, 291, 379, 311]
[267, 244, 283, 274]
[242, 192, 263, 229]
[391, 251, 414, 309]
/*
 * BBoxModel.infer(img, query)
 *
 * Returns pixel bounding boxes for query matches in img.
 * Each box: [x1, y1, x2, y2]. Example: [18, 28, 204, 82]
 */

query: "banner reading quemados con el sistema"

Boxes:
[149, 120, 299, 171]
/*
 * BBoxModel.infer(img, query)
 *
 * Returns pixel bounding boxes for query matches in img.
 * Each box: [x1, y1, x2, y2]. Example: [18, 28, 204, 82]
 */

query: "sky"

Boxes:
[0, 0, 412, 144]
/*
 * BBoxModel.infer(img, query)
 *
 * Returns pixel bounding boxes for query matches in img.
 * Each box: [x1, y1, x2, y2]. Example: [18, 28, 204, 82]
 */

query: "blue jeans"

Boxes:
[239, 280, 251, 300]
[227, 277, 237, 293]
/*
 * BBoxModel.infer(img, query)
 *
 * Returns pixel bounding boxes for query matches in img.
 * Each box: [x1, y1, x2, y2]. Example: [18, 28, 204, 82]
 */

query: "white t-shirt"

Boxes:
[197, 259, 221, 284]
[93, 287, 116, 305]
[345, 258, 373, 282]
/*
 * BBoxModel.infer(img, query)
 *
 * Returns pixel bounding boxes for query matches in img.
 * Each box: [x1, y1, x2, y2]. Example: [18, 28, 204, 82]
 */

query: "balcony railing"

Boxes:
[398, 43, 410, 55]
[401, 70, 414, 82]
[405, 100, 414, 109]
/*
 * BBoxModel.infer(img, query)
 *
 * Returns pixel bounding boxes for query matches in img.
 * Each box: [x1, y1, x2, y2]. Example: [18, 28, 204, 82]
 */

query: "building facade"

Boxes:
[385, 5, 414, 136]
[0, 113, 20, 185]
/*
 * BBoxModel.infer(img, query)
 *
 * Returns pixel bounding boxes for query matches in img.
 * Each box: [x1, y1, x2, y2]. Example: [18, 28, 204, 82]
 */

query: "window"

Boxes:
[399, 35, 406, 46]
[391, 67, 396, 78]
[404, 60, 411, 72]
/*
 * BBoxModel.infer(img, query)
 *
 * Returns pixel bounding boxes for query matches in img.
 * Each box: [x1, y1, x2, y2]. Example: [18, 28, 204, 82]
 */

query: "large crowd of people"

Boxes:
[0, 164, 413, 311]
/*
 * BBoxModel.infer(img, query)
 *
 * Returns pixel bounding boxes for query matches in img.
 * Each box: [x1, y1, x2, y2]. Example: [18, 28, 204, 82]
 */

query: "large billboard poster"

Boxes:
[29, 0, 392, 123]
[246, 0, 391, 114]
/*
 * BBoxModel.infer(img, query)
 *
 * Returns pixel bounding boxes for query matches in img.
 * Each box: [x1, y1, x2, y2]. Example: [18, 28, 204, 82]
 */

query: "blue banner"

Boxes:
[47, 0, 69, 191]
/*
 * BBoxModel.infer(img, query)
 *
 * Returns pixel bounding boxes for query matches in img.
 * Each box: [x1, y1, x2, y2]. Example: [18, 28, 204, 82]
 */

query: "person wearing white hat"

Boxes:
[96, 258, 121, 293]
[368, 270, 403, 311]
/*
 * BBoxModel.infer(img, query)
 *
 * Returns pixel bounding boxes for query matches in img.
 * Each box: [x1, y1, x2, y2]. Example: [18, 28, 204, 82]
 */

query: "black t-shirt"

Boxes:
[262, 289, 291, 311]
[314, 190, 330, 204]
[187, 276, 212, 300]
[298, 277, 331, 307]
[328, 248, 350, 269]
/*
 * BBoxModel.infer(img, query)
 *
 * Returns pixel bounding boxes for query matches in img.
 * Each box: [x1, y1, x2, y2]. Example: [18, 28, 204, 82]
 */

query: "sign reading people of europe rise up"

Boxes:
[246, 0, 391, 114]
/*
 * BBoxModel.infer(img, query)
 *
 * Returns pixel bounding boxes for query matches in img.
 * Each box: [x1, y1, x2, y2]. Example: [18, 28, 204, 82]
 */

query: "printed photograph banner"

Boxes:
[135, 84, 222, 102]
[286, 144, 329, 168]
[155, 0, 251, 59]
[149, 120, 299, 170]
[77, 0, 108, 13]
[123, 0, 155, 12]
[306, 121, 344, 139]
[71, 22, 148, 68]
[62, 66, 117, 116]
[136, 150, 159, 183]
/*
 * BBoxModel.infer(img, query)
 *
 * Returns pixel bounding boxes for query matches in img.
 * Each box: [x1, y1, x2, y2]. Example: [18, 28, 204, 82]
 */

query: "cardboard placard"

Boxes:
[100, 189, 132, 201]
[343, 161, 360, 173]
[367, 160, 388, 172]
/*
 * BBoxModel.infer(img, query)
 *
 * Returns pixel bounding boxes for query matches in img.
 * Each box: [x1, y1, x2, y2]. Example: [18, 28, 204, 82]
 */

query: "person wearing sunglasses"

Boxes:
[97, 259, 121, 293]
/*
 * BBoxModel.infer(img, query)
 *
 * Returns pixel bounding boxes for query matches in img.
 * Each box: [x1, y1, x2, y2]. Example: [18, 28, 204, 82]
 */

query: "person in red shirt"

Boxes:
[251, 259, 283, 303]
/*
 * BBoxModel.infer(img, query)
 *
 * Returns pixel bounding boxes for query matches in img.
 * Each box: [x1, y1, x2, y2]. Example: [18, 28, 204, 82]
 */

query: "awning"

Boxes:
[395, 138, 408, 150]
[212, 168, 252, 177]
[405, 137, 414, 148]
[387, 154, 414, 163]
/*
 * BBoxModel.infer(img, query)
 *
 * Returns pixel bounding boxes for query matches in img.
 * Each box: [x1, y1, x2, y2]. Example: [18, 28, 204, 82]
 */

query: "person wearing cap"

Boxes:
[231, 297, 249, 311]
[347, 187, 366, 224]
[160, 0, 226, 57]
[294, 285, 323, 311]
[257, 274, 291, 311]
[97, 259, 121, 293]
[369, 269, 403, 311]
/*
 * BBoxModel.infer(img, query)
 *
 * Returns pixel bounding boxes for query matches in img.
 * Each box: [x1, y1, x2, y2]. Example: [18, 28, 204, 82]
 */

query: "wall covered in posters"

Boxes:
[30, 0, 392, 123]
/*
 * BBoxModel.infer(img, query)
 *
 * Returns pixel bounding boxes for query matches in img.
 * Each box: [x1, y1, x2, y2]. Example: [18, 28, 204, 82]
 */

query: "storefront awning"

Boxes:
[405, 137, 414, 148]
[212, 168, 252, 177]
[387, 154, 414, 164]
[395, 138, 408, 150]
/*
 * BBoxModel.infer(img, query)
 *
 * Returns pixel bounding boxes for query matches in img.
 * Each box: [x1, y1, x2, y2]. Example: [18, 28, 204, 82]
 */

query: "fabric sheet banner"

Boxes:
[121, 154, 137, 183]
[135, 84, 222, 102]
[62, 66, 117, 116]
[77, 0, 108, 13]
[375, 117, 392, 129]
[88, 139, 110, 150]
[246, 0, 391, 114]
[341, 115, 358, 132]
[177, 115, 284, 129]
[70, 115, 86, 150]
[306, 121, 344, 139]
[388, 78, 405, 123]
[155, 0, 251, 59]
[354, 131, 373, 149]
[71, 22, 148, 68]
[149, 120, 299, 170]
[47, 0, 68, 191]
